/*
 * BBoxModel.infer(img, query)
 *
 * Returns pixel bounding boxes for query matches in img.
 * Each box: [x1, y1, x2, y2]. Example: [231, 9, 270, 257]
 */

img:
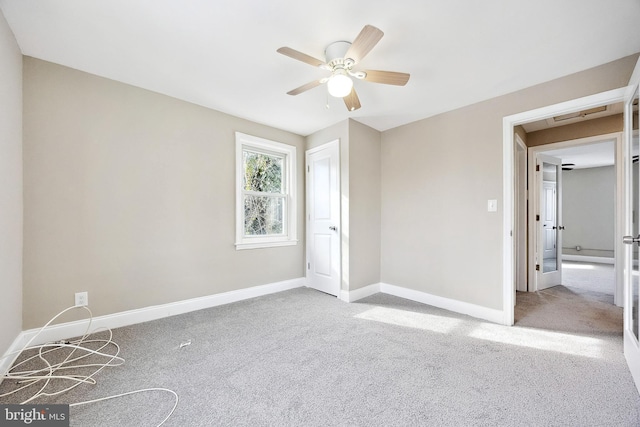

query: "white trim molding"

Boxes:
[0, 334, 29, 379]
[380, 283, 504, 324]
[339, 283, 380, 302]
[1, 277, 305, 375]
[562, 254, 615, 265]
[339, 282, 503, 324]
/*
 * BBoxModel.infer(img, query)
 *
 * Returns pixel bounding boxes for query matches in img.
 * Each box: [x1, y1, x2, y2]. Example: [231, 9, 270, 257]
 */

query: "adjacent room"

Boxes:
[1, 1, 640, 425]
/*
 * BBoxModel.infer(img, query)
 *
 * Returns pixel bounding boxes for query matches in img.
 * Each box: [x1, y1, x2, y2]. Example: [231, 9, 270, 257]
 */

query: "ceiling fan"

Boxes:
[277, 25, 410, 111]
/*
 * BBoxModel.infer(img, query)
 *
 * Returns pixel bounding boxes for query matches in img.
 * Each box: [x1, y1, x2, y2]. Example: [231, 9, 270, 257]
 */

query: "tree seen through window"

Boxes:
[243, 150, 285, 235]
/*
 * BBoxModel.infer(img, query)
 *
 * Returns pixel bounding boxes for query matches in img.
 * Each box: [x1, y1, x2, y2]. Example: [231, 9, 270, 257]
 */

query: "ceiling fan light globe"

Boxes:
[327, 74, 353, 98]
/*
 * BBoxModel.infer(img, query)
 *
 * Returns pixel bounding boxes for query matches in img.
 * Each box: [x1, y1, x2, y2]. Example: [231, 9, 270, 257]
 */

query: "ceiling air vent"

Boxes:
[553, 106, 608, 122]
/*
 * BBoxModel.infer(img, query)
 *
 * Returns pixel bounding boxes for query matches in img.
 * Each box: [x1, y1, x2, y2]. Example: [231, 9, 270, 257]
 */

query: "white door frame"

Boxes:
[526, 133, 623, 303]
[514, 134, 527, 293]
[306, 140, 341, 296]
[502, 86, 629, 325]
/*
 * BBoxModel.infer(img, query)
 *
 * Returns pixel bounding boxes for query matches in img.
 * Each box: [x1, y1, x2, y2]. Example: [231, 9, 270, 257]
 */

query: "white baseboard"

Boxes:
[0, 332, 29, 379]
[562, 254, 615, 265]
[379, 283, 504, 324]
[340, 281, 504, 324]
[1, 277, 305, 375]
[2, 278, 505, 376]
[339, 283, 380, 302]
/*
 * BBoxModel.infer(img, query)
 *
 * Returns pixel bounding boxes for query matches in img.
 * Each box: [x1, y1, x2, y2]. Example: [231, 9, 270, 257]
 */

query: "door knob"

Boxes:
[623, 235, 640, 244]
[329, 226, 337, 231]
[558, 226, 565, 230]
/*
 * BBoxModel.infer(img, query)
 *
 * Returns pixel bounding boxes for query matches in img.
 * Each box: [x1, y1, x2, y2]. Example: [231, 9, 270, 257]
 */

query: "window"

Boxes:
[235, 132, 297, 250]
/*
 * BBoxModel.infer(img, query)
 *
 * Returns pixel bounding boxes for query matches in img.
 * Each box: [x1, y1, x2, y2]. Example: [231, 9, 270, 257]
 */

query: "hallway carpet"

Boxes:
[562, 260, 615, 304]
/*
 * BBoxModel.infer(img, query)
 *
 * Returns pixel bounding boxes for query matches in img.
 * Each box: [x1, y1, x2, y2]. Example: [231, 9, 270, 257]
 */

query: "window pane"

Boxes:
[243, 150, 283, 193]
[244, 195, 285, 235]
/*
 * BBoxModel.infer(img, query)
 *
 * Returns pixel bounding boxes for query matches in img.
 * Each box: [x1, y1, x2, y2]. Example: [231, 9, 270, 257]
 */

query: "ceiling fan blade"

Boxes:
[287, 79, 325, 96]
[363, 70, 410, 86]
[343, 88, 361, 111]
[345, 25, 384, 64]
[277, 47, 326, 67]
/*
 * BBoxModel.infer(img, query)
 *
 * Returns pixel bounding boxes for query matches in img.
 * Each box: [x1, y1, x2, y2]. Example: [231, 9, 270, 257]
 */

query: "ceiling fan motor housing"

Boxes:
[325, 41, 352, 67]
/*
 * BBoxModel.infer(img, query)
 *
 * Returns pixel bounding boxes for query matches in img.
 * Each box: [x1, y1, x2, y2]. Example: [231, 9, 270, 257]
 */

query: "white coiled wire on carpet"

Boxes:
[0, 305, 178, 426]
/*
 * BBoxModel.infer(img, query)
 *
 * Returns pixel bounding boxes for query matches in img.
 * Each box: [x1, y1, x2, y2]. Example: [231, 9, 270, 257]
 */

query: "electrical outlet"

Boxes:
[75, 291, 88, 307]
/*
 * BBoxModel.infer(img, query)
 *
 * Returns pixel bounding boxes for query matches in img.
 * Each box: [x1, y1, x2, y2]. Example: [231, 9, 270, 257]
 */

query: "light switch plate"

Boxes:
[488, 199, 497, 212]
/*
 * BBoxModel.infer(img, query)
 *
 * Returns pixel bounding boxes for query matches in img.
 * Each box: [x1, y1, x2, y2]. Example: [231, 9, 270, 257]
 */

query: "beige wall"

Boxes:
[562, 166, 615, 258]
[381, 54, 638, 311]
[527, 114, 623, 147]
[514, 126, 527, 145]
[15, 46, 640, 332]
[306, 121, 348, 151]
[348, 120, 381, 290]
[0, 10, 22, 355]
[23, 58, 305, 328]
[305, 119, 382, 292]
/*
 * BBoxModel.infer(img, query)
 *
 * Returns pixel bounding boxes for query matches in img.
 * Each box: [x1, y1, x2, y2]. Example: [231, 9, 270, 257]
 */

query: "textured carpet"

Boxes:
[2, 287, 639, 426]
[561, 261, 615, 304]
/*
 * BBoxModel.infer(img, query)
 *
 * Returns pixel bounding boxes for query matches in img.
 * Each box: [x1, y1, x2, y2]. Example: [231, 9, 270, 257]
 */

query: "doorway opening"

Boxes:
[501, 86, 629, 325]
[508, 106, 627, 374]
[525, 132, 624, 307]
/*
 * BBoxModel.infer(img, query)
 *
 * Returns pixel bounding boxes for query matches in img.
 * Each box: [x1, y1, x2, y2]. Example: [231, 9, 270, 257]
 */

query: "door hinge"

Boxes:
[307, 165, 310, 173]
[307, 262, 310, 270]
[536, 214, 540, 221]
[536, 164, 540, 172]
[535, 264, 540, 271]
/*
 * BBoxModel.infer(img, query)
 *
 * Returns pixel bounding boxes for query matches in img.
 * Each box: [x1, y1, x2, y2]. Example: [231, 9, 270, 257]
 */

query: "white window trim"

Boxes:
[235, 132, 297, 250]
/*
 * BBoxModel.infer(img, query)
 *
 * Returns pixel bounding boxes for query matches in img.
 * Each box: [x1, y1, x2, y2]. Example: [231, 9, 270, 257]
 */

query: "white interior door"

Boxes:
[536, 154, 563, 290]
[622, 71, 640, 394]
[306, 140, 340, 296]
[515, 134, 527, 293]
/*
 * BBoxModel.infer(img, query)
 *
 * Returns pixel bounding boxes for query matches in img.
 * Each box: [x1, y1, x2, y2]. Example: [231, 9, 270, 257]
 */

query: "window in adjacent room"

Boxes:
[235, 132, 297, 250]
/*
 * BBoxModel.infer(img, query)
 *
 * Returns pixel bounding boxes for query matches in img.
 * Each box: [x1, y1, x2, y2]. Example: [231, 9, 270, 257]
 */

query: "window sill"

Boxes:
[235, 239, 298, 251]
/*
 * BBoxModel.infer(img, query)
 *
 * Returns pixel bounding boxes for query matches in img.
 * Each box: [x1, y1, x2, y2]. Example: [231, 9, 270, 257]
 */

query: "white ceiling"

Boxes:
[541, 140, 616, 169]
[540, 135, 640, 170]
[1, 0, 639, 136]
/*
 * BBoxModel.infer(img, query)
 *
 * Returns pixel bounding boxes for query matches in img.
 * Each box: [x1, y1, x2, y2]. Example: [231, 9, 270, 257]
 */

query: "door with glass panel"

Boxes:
[622, 80, 640, 394]
[536, 154, 563, 290]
